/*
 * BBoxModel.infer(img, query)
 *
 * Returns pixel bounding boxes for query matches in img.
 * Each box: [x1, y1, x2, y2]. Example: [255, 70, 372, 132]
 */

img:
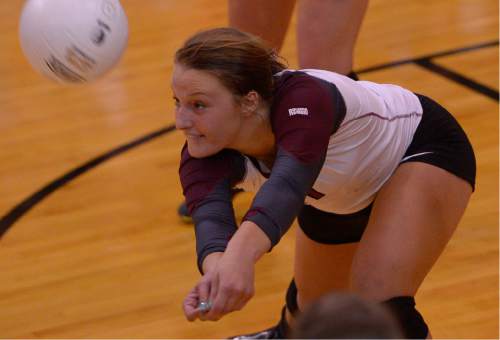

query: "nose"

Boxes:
[175, 107, 193, 130]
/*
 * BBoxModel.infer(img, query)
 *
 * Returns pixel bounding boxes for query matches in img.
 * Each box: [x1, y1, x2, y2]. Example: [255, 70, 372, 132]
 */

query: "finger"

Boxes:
[221, 291, 242, 314]
[206, 284, 232, 321]
[208, 272, 219, 304]
[184, 303, 199, 321]
[201, 292, 224, 320]
[198, 277, 219, 321]
[232, 290, 252, 311]
[223, 286, 252, 315]
[198, 274, 212, 304]
[197, 274, 216, 321]
[203, 299, 227, 321]
[183, 289, 201, 321]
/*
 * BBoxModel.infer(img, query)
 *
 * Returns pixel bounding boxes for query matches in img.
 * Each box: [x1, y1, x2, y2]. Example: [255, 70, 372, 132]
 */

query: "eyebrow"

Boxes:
[171, 89, 210, 97]
[188, 91, 210, 97]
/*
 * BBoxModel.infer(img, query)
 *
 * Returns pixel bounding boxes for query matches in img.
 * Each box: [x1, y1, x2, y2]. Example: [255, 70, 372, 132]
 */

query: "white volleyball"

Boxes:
[19, 0, 128, 84]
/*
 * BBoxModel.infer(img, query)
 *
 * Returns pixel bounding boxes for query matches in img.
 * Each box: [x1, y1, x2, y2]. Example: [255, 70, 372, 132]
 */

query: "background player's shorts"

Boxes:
[298, 93, 476, 244]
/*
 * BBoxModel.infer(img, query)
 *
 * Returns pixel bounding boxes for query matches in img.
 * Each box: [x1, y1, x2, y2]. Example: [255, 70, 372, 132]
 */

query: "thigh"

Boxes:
[296, 0, 368, 71]
[227, 0, 295, 50]
[293, 204, 372, 308]
[350, 162, 472, 301]
[294, 226, 358, 308]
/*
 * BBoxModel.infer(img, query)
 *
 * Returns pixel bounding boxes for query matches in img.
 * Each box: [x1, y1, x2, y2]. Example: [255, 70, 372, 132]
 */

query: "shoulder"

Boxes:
[271, 70, 345, 128]
[273, 70, 333, 99]
[270, 71, 346, 163]
[271, 71, 346, 137]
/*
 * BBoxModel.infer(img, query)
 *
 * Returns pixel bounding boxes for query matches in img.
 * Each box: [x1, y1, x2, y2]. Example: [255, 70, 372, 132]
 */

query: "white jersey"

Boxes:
[236, 69, 423, 214]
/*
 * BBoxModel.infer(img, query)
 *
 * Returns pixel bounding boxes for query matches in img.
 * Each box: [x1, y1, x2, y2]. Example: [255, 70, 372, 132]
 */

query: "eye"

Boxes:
[173, 97, 180, 108]
[193, 101, 206, 110]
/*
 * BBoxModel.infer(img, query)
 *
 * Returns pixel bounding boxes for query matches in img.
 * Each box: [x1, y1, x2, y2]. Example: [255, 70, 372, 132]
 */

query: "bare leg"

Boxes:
[350, 162, 472, 337]
[294, 228, 357, 303]
[296, 0, 369, 73]
[228, 0, 296, 51]
[351, 162, 472, 299]
[290, 162, 471, 337]
[289, 227, 358, 327]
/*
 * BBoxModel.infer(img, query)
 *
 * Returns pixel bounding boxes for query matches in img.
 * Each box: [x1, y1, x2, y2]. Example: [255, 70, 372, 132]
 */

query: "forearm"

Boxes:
[201, 221, 270, 275]
[225, 220, 272, 264]
[192, 181, 238, 273]
[201, 252, 224, 274]
[243, 148, 325, 248]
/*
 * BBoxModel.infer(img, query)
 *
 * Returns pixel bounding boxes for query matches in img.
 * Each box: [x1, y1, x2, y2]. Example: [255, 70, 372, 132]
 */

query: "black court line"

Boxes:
[356, 40, 499, 74]
[414, 58, 499, 101]
[1, 40, 498, 239]
[357, 39, 499, 102]
[0, 125, 176, 239]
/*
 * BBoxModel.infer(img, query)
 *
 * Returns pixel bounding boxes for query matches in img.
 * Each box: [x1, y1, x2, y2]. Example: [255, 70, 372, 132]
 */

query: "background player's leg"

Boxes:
[228, 0, 296, 51]
[296, 0, 369, 74]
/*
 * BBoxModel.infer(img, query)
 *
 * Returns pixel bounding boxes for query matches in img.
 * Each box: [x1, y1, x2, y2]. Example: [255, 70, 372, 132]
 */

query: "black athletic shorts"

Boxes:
[298, 93, 476, 244]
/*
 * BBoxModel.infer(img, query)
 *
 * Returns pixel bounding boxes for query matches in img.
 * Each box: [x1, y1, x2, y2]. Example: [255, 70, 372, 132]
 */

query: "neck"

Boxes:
[232, 106, 275, 160]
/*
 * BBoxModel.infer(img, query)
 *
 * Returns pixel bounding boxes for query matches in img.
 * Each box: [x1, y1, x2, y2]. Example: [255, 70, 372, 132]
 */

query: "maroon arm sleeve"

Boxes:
[179, 144, 245, 273]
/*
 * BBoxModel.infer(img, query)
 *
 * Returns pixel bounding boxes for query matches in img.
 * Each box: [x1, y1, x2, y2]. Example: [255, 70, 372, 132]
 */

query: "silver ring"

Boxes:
[198, 301, 212, 312]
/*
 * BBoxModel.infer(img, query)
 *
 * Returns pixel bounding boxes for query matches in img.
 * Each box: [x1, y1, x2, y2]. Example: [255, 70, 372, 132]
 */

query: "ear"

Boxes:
[240, 90, 261, 117]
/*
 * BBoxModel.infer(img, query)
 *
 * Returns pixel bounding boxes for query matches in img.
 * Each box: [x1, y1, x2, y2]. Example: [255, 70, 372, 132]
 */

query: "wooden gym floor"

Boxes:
[0, 0, 498, 338]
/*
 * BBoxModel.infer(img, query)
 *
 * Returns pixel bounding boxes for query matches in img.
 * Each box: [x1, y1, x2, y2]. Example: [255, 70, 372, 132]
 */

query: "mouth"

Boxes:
[185, 133, 204, 139]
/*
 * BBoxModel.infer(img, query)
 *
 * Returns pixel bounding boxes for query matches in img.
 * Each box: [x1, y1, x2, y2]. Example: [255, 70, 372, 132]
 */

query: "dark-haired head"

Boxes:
[175, 27, 287, 102]
[292, 293, 404, 339]
[172, 28, 285, 159]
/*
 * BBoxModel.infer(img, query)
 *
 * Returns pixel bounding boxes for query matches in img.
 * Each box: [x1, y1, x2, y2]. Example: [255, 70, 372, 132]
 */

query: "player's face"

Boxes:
[172, 63, 244, 158]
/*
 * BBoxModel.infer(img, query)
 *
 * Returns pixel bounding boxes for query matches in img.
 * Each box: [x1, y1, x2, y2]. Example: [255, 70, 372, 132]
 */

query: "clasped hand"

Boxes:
[183, 251, 256, 321]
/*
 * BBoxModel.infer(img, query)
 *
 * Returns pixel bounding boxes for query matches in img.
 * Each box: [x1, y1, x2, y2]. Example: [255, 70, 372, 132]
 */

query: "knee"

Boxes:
[349, 259, 413, 300]
[350, 267, 387, 299]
